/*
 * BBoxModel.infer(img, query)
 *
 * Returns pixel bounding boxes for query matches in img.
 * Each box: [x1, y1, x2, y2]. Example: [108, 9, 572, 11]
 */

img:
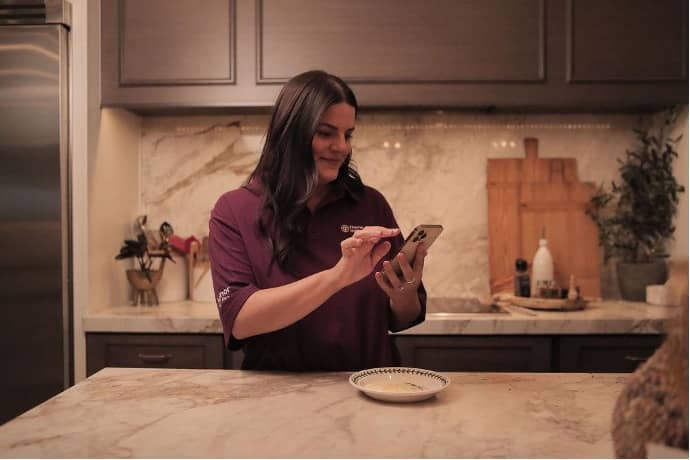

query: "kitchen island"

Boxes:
[0, 368, 626, 458]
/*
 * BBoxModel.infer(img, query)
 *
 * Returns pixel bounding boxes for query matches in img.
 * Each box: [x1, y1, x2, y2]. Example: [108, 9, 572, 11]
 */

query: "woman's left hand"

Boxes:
[374, 243, 427, 301]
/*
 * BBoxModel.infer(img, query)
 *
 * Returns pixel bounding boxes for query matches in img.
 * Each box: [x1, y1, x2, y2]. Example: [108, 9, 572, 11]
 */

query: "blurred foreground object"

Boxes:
[611, 282, 689, 457]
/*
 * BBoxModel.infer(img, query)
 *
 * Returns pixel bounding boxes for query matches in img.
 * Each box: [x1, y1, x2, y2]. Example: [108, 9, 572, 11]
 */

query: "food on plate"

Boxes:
[364, 381, 426, 392]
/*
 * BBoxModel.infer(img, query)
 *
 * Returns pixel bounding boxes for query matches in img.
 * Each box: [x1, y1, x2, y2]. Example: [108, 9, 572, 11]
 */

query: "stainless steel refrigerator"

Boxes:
[0, 0, 72, 424]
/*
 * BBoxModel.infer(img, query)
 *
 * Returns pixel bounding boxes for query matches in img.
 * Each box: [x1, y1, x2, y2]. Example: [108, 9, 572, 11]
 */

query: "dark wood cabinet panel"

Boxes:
[557, 335, 664, 372]
[394, 335, 552, 372]
[86, 333, 224, 376]
[85, 332, 663, 375]
[118, 0, 235, 85]
[566, 0, 687, 83]
[223, 347, 245, 369]
[258, 0, 545, 84]
[101, 0, 256, 107]
[101, 0, 687, 109]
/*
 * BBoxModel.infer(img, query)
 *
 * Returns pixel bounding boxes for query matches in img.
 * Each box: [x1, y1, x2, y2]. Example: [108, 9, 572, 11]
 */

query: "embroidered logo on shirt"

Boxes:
[341, 224, 364, 233]
[216, 286, 231, 308]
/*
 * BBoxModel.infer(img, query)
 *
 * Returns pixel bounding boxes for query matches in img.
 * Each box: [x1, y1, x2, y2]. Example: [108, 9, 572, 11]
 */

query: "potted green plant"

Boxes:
[115, 217, 174, 305]
[587, 107, 685, 301]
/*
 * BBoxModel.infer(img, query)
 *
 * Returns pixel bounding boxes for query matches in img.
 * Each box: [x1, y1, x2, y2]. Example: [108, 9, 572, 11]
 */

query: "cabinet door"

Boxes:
[259, 0, 544, 84]
[552, 0, 688, 107]
[118, 0, 234, 86]
[101, 0, 274, 107]
[394, 336, 551, 372]
[557, 335, 663, 372]
[101, 0, 687, 110]
[566, 0, 687, 83]
[257, 0, 553, 108]
[86, 333, 224, 376]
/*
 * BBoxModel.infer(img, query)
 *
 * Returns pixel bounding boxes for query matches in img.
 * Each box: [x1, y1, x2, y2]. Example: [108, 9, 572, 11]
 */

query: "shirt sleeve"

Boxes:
[373, 189, 427, 332]
[208, 194, 260, 350]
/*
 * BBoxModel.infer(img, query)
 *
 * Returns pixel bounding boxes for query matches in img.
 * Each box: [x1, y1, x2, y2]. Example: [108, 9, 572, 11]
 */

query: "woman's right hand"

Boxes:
[331, 226, 400, 287]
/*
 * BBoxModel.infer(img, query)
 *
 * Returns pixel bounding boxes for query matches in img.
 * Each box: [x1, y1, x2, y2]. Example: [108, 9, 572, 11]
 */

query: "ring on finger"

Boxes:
[405, 277, 416, 285]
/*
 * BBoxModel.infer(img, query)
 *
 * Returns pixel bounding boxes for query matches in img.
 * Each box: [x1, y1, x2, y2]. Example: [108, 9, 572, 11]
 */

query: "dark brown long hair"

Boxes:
[247, 70, 363, 272]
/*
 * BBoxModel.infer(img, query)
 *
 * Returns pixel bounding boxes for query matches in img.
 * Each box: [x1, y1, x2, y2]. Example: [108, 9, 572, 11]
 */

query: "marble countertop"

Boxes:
[0, 367, 626, 458]
[83, 299, 674, 335]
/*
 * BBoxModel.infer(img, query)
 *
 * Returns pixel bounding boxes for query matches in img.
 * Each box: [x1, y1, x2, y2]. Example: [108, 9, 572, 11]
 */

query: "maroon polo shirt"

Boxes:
[208, 181, 426, 371]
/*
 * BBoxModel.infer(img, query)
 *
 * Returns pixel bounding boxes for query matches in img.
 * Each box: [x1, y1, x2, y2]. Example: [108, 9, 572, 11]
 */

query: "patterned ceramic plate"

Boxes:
[349, 367, 450, 403]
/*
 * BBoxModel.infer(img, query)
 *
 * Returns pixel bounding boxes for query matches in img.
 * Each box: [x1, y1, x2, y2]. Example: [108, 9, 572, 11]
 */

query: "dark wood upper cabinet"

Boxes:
[118, 0, 234, 85]
[101, 0, 257, 107]
[258, 0, 545, 84]
[101, 0, 687, 110]
[566, 0, 687, 83]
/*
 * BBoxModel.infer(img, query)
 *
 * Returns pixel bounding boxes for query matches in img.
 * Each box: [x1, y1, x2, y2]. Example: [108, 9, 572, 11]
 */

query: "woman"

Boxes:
[209, 70, 427, 371]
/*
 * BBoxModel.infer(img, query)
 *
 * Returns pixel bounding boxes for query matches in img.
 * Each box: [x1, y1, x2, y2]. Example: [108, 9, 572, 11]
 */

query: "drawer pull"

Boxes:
[624, 355, 647, 362]
[137, 353, 172, 363]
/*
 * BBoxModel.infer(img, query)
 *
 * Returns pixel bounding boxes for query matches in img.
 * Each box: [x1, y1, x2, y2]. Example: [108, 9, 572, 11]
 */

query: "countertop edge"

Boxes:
[83, 300, 673, 335]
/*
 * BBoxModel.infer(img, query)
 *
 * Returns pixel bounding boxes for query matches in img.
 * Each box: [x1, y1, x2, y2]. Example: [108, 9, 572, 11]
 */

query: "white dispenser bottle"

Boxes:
[531, 233, 554, 297]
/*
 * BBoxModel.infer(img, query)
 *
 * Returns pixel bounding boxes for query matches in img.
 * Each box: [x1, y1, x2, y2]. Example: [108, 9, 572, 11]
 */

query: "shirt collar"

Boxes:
[327, 179, 362, 204]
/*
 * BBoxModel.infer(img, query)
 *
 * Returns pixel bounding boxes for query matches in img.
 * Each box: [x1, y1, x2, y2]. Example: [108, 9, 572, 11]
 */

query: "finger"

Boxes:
[395, 252, 416, 283]
[370, 241, 391, 266]
[413, 243, 427, 278]
[353, 226, 400, 241]
[374, 271, 394, 295]
[340, 237, 362, 251]
[414, 243, 427, 264]
[382, 260, 403, 291]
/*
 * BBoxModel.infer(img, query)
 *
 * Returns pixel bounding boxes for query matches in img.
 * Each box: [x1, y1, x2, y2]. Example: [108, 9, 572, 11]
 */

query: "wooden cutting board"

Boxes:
[487, 138, 601, 297]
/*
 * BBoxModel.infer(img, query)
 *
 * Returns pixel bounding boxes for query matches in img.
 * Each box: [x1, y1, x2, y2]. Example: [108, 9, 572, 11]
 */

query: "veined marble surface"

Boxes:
[83, 299, 674, 335]
[0, 367, 626, 458]
[140, 112, 655, 300]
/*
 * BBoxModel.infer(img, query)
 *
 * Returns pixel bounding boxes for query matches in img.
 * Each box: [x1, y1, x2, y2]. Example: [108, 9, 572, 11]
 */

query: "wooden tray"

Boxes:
[495, 294, 587, 311]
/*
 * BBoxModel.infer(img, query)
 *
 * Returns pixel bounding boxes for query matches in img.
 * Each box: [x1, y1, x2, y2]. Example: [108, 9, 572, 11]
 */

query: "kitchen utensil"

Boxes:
[188, 238, 214, 302]
[349, 367, 450, 403]
[159, 222, 174, 242]
[487, 137, 601, 297]
[135, 215, 147, 235]
[169, 234, 200, 255]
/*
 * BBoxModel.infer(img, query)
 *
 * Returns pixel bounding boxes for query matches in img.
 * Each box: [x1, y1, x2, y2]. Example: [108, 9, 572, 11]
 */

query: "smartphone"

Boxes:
[390, 224, 444, 275]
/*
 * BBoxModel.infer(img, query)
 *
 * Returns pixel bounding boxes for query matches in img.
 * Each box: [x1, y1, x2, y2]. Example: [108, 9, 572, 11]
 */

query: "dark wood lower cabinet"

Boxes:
[223, 347, 245, 370]
[86, 333, 225, 376]
[394, 335, 552, 372]
[556, 335, 664, 372]
[86, 333, 663, 375]
[394, 334, 664, 372]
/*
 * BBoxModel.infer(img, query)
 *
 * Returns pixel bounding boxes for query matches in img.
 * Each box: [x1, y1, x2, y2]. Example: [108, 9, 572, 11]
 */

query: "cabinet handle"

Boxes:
[624, 355, 647, 362]
[137, 353, 172, 363]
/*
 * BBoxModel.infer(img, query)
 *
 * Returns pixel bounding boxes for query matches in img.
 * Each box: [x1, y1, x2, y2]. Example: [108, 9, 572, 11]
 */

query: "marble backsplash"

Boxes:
[141, 111, 665, 299]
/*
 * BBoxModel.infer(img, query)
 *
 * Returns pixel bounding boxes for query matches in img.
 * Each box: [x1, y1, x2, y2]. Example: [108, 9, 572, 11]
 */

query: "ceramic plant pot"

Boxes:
[616, 260, 668, 301]
[126, 267, 164, 306]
